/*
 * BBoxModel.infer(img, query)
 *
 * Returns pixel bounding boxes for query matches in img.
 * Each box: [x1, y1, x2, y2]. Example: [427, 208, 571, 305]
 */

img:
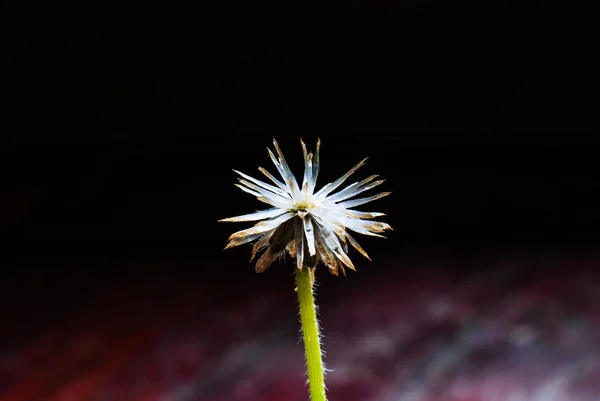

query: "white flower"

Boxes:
[219, 138, 392, 275]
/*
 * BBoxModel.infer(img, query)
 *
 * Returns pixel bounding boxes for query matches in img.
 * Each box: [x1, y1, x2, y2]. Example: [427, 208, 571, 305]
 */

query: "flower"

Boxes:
[219, 138, 392, 276]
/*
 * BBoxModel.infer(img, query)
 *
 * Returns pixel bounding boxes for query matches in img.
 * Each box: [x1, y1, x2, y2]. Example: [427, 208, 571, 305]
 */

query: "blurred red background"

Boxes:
[3, 252, 600, 401]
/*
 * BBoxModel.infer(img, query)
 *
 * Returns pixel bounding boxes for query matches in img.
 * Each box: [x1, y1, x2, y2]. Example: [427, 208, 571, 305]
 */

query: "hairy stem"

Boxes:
[296, 267, 327, 401]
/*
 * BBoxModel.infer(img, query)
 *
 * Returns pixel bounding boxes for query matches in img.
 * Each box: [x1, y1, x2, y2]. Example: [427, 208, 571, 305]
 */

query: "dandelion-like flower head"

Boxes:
[220, 139, 392, 275]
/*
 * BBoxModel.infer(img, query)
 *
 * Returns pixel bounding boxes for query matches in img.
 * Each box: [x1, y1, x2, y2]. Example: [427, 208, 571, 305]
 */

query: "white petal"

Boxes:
[309, 206, 346, 233]
[234, 170, 291, 199]
[338, 191, 392, 209]
[312, 138, 321, 190]
[219, 207, 287, 223]
[312, 205, 390, 238]
[227, 212, 294, 241]
[256, 196, 291, 209]
[333, 208, 391, 234]
[302, 155, 313, 201]
[303, 217, 317, 256]
[325, 175, 378, 202]
[234, 184, 262, 197]
[328, 178, 385, 204]
[294, 218, 305, 270]
[234, 184, 290, 209]
[342, 218, 391, 237]
[300, 139, 313, 193]
[341, 210, 386, 220]
[315, 182, 331, 197]
[320, 204, 386, 220]
[272, 139, 301, 198]
[267, 148, 289, 184]
[340, 179, 385, 201]
[258, 166, 288, 192]
[238, 178, 290, 202]
[315, 158, 368, 199]
[267, 148, 300, 200]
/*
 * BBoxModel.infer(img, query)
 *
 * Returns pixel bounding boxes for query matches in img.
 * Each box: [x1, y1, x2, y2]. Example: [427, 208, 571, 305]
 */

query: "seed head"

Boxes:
[219, 138, 392, 276]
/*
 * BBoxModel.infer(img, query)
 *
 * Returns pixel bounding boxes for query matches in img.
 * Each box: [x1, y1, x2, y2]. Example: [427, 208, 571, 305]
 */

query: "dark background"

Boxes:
[2, 2, 600, 400]
[3, 2, 598, 261]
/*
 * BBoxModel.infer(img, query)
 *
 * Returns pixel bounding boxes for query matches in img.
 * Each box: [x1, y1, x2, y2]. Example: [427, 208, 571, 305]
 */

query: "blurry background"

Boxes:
[3, 1, 600, 401]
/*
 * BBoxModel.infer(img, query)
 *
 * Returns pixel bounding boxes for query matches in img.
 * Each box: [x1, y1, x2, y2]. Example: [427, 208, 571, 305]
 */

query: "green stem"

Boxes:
[296, 267, 327, 401]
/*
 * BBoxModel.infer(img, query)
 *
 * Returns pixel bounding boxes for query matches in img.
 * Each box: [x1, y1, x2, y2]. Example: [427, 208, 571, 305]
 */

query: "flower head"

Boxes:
[219, 138, 392, 275]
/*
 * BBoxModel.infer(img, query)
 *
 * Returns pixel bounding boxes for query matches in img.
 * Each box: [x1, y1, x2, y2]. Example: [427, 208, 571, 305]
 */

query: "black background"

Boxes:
[3, 2, 599, 293]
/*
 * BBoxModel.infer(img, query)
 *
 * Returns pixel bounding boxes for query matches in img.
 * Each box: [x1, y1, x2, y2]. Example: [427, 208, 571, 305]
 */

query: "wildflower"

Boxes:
[219, 138, 392, 275]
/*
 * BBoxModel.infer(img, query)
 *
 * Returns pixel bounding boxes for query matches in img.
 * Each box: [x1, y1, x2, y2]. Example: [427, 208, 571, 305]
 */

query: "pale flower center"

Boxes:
[292, 201, 314, 219]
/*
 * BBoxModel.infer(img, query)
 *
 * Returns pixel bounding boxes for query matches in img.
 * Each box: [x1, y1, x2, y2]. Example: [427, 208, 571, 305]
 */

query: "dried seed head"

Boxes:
[219, 138, 392, 274]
